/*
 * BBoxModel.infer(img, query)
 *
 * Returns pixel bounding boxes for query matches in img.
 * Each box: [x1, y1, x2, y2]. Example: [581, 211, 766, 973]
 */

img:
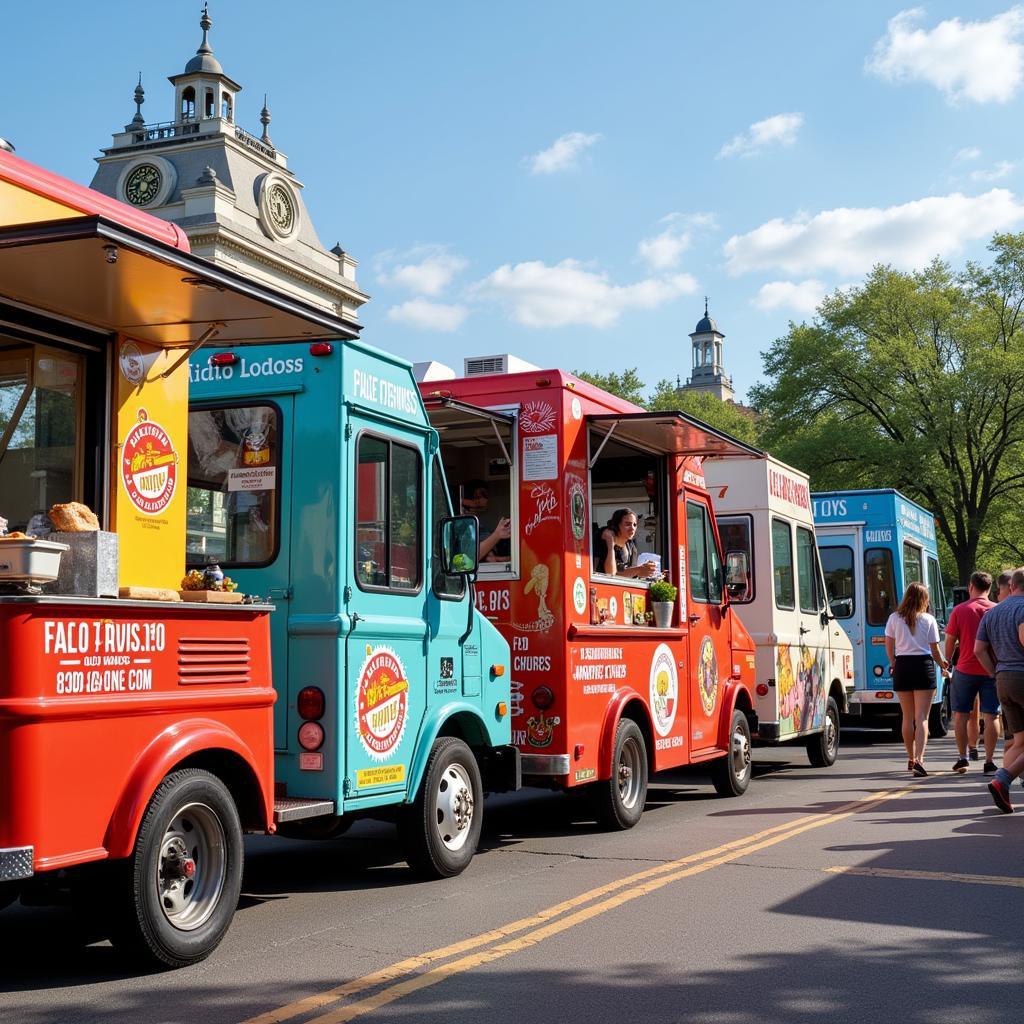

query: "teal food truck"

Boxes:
[187, 340, 519, 877]
[811, 489, 949, 735]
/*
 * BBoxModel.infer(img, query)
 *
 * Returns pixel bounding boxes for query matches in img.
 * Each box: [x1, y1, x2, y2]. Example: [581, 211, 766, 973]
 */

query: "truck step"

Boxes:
[273, 797, 336, 824]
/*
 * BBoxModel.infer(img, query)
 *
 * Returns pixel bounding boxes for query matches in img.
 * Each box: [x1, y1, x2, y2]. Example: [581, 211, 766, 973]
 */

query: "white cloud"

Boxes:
[474, 259, 698, 328]
[971, 160, 1017, 182]
[753, 280, 828, 314]
[637, 212, 716, 271]
[955, 147, 982, 162]
[724, 189, 1024, 277]
[718, 113, 804, 159]
[866, 7, 1024, 104]
[376, 246, 467, 296]
[387, 299, 468, 332]
[527, 132, 602, 174]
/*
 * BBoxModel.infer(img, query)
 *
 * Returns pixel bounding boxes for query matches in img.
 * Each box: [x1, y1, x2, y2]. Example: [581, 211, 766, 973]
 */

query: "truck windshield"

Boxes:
[186, 403, 280, 566]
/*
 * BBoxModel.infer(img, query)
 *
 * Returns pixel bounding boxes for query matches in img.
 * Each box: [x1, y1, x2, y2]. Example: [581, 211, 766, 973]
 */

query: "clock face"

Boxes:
[267, 183, 294, 232]
[124, 164, 162, 206]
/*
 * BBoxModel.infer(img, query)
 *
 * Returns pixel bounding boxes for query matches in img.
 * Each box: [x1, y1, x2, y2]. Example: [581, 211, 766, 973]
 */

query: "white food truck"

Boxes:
[703, 453, 855, 766]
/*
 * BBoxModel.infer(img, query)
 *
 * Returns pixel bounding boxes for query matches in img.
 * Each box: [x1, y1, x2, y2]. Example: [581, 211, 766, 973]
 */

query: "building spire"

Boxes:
[130, 73, 146, 128]
[260, 94, 272, 144]
[704, 295, 709, 318]
[197, 4, 213, 56]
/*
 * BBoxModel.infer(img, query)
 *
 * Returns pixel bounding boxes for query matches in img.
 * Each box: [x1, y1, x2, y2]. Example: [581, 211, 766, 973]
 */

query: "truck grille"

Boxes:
[178, 636, 251, 686]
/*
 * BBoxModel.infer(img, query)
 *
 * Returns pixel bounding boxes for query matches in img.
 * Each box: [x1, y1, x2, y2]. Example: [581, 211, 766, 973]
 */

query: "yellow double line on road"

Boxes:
[242, 782, 916, 1024]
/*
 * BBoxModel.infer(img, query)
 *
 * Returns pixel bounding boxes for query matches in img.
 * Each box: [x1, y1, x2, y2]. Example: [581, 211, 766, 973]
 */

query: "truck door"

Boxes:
[818, 529, 865, 690]
[344, 420, 428, 799]
[685, 495, 729, 756]
[186, 398, 293, 751]
[795, 524, 829, 733]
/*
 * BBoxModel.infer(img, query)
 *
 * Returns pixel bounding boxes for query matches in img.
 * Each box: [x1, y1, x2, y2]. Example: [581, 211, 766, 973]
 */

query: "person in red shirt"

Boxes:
[945, 571, 1001, 773]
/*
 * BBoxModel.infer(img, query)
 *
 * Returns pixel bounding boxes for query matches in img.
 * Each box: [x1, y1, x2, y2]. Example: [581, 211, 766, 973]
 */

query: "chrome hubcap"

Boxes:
[157, 802, 226, 931]
[617, 736, 644, 810]
[732, 726, 751, 779]
[436, 763, 475, 852]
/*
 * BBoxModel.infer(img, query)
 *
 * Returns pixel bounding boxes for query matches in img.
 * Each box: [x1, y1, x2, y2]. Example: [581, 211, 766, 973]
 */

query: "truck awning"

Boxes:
[421, 395, 516, 433]
[587, 411, 763, 464]
[0, 215, 361, 347]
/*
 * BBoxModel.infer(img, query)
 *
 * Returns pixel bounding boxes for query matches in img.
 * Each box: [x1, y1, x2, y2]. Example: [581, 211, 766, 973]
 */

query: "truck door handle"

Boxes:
[799, 625, 810, 635]
[688, 614, 701, 625]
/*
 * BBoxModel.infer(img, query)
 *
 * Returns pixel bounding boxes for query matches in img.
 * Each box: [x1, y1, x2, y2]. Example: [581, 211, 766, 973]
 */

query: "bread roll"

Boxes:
[49, 502, 100, 532]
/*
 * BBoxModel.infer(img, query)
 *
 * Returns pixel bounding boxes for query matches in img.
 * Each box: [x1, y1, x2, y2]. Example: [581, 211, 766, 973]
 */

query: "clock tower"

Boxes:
[90, 5, 367, 320]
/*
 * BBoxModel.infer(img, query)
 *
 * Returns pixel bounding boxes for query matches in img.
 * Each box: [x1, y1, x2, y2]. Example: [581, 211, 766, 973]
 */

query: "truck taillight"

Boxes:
[209, 352, 237, 366]
[531, 686, 554, 711]
[298, 686, 325, 720]
[309, 342, 333, 357]
[756, 683, 769, 696]
[298, 721, 325, 750]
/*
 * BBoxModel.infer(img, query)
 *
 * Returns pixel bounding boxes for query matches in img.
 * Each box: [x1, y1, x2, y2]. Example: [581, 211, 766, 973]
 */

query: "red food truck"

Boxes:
[420, 363, 761, 827]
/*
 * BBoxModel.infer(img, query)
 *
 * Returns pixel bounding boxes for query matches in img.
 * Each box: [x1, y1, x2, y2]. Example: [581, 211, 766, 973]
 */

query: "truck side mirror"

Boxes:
[441, 515, 479, 576]
[725, 549, 750, 601]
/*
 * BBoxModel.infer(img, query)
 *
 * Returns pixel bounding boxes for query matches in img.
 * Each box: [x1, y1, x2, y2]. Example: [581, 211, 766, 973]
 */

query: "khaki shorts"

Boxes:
[995, 671, 1024, 736]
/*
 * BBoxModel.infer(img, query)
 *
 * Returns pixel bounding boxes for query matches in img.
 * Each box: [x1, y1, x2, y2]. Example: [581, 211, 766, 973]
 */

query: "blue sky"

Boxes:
[6, 1, 1024, 401]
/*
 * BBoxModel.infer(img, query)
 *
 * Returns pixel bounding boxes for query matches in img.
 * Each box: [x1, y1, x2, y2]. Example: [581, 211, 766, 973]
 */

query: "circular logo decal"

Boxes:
[572, 577, 588, 614]
[571, 397, 582, 421]
[609, 596, 618, 621]
[119, 341, 145, 385]
[120, 412, 178, 516]
[650, 643, 679, 737]
[520, 400, 557, 434]
[697, 636, 719, 716]
[355, 646, 409, 761]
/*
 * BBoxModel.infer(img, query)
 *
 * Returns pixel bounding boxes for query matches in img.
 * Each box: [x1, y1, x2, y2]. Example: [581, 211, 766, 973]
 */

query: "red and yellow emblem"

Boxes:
[355, 646, 410, 761]
[120, 410, 178, 516]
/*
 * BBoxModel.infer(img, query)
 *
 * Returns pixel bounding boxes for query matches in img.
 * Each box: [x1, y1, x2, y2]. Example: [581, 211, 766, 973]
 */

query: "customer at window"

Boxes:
[595, 508, 657, 579]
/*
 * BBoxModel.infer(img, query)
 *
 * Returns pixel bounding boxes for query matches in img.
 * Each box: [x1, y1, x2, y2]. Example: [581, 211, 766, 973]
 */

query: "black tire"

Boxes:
[589, 718, 648, 830]
[711, 709, 752, 797]
[109, 769, 243, 968]
[400, 737, 483, 879]
[807, 696, 841, 768]
[929, 686, 951, 738]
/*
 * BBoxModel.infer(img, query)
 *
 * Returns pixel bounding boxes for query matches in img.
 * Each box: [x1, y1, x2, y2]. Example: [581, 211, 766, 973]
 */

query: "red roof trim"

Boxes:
[0, 149, 190, 252]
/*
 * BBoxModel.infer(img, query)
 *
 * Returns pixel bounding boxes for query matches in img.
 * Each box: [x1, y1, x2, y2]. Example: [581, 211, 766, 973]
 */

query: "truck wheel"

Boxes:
[590, 718, 648, 830]
[111, 769, 243, 968]
[807, 697, 840, 767]
[400, 737, 482, 879]
[928, 686, 951, 738]
[711, 709, 752, 797]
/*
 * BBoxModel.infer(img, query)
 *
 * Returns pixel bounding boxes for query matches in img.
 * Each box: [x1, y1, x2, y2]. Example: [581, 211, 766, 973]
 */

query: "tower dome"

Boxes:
[184, 5, 224, 74]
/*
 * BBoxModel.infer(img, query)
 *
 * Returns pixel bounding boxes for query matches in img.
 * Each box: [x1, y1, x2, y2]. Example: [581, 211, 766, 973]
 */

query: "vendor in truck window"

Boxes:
[594, 508, 658, 579]
[459, 479, 511, 561]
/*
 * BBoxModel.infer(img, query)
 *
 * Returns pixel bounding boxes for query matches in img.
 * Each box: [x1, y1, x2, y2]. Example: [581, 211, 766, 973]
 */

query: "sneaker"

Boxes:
[912, 761, 929, 777]
[969, 747, 980, 761]
[988, 778, 1014, 813]
[952, 757, 969, 774]
[984, 761, 998, 775]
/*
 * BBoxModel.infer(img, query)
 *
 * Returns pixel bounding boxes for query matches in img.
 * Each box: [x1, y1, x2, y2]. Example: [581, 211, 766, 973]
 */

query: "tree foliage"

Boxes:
[571, 368, 647, 407]
[751, 236, 1024, 583]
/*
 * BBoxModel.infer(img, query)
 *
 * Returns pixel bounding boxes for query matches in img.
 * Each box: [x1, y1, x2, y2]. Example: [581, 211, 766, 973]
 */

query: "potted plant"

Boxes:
[648, 579, 678, 628]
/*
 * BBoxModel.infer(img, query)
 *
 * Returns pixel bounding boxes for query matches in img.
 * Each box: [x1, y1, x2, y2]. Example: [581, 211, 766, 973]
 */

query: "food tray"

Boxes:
[178, 590, 245, 603]
[0, 538, 70, 583]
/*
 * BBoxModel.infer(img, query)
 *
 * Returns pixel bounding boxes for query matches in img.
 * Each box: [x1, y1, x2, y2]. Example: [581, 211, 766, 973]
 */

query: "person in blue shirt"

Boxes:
[975, 567, 1024, 812]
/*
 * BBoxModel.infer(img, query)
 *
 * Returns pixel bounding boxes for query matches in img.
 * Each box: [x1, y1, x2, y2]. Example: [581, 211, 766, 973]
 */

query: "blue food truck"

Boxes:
[186, 339, 519, 878]
[811, 489, 949, 735]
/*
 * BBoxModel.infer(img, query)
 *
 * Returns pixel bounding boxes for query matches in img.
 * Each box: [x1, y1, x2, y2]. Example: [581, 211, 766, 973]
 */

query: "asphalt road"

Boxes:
[2, 729, 1019, 1024]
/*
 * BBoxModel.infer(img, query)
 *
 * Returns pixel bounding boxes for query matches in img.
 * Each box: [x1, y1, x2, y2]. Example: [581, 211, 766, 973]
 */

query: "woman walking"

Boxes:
[885, 581, 950, 776]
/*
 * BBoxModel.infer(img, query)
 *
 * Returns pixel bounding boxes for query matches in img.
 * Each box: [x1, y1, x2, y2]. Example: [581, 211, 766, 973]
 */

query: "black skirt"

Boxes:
[893, 654, 936, 692]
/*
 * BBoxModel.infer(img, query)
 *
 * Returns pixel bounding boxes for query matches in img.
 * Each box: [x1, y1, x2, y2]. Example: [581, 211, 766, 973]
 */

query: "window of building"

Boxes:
[821, 545, 855, 618]
[865, 547, 896, 626]
[354, 432, 422, 593]
[797, 525, 824, 613]
[181, 87, 196, 120]
[717, 514, 754, 603]
[0, 341, 84, 533]
[204, 90, 215, 118]
[771, 517, 795, 610]
[903, 541, 923, 589]
[186, 404, 280, 567]
[221, 95, 233, 121]
[590, 431, 665, 584]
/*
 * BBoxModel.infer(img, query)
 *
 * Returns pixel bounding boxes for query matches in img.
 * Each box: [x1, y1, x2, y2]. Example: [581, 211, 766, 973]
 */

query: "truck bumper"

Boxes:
[520, 752, 570, 776]
[756, 722, 780, 741]
[0, 846, 33, 882]
[482, 744, 522, 792]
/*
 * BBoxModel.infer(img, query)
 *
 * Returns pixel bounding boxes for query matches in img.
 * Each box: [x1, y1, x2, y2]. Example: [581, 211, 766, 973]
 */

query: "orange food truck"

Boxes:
[0, 148, 516, 969]
[419, 362, 761, 827]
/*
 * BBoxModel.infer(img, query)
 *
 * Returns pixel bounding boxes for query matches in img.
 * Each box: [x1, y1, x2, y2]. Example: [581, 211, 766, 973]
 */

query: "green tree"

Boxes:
[752, 237, 1024, 583]
[571, 367, 646, 407]
[648, 380, 761, 446]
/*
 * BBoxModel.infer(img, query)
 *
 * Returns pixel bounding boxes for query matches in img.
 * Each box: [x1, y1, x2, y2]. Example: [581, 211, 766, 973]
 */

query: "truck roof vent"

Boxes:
[464, 354, 541, 377]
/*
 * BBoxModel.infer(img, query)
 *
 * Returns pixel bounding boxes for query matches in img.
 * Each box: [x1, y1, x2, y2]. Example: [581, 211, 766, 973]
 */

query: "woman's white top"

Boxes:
[884, 611, 940, 656]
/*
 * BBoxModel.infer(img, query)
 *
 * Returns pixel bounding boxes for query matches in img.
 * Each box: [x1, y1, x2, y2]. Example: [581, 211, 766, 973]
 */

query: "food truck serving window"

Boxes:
[187, 404, 281, 567]
[0, 340, 84, 532]
[821, 546, 855, 619]
[865, 547, 896, 626]
[355, 433, 423, 593]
